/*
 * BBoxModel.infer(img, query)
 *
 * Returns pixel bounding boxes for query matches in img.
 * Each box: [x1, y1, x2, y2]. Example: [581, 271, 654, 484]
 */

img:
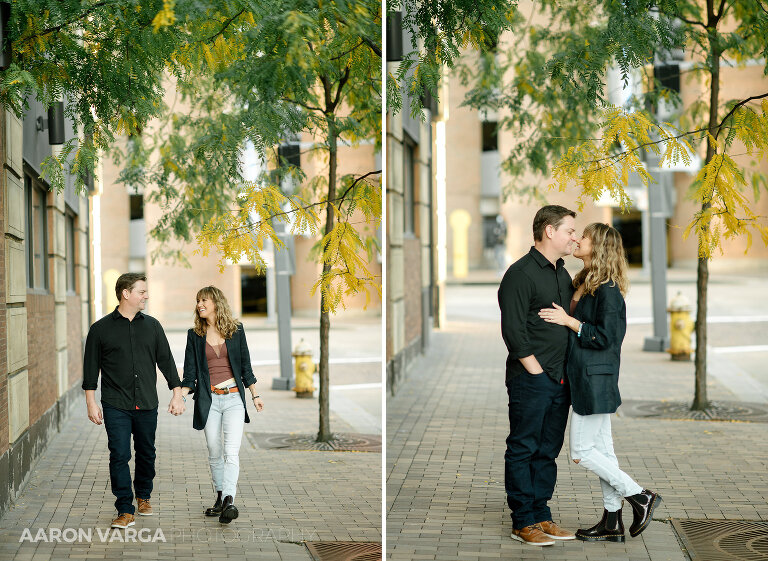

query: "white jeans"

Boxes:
[569, 411, 643, 512]
[204, 392, 245, 499]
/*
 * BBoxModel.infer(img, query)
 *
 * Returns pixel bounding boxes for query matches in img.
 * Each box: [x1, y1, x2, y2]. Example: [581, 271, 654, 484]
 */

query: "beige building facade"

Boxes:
[95, 132, 381, 326]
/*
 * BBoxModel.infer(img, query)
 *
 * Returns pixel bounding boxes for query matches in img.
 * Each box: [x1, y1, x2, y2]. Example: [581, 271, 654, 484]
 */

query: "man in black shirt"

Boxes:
[83, 273, 185, 529]
[498, 205, 578, 546]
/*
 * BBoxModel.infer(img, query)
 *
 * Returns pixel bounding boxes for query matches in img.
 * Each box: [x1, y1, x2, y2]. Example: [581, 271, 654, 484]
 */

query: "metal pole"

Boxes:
[272, 223, 295, 389]
[643, 168, 670, 351]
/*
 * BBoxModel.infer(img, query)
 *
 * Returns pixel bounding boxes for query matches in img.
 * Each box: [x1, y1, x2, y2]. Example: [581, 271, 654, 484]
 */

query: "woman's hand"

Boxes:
[252, 397, 264, 412]
[539, 302, 571, 326]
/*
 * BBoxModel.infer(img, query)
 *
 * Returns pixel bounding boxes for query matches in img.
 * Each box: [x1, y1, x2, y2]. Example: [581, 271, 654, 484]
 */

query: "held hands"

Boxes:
[168, 396, 186, 416]
[539, 302, 570, 326]
[86, 400, 103, 425]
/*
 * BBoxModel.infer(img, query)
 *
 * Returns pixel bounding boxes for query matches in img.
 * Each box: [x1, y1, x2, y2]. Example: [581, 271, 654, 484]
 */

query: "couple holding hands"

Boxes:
[498, 205, 663, 546]
[83, 275, 264, 529]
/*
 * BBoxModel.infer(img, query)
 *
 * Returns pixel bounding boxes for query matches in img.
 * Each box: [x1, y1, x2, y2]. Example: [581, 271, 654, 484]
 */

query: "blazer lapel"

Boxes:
[225, 335, 240, 378]
[197, 333, 211, 386]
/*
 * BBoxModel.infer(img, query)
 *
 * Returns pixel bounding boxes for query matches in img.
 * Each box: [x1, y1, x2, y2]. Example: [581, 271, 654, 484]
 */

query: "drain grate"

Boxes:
[619, 400, 768, 423]
[671, 519, 768, 560]
[305, 541, 381, 561]
[246, 432, 382, 452]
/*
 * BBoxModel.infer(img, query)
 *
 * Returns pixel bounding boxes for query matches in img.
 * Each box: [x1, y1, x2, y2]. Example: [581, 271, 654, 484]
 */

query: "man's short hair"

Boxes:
[532, 205, 576, 241]
[115, 273, 147, 302]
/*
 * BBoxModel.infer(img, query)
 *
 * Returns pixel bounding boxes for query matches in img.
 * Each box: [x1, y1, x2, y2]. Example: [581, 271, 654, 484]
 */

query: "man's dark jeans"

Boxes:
[102, 403, 158, 515]
[505, 372, 570, 529]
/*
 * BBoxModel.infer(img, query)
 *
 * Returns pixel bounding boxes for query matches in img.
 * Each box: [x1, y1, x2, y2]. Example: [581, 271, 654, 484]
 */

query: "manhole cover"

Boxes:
[619, 400, 768, 422]
[246, 432, 382, 452]
[305, 541, 381, 561]
[671, 519, 768, 560]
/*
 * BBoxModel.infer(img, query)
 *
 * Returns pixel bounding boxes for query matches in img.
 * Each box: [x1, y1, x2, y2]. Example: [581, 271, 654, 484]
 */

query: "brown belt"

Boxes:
[211, 385, 238, 395]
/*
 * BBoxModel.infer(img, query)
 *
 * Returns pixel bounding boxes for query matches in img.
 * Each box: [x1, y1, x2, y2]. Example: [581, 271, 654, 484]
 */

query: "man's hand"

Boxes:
[87, 400, 103, 425]
[168, 396, 186, 416]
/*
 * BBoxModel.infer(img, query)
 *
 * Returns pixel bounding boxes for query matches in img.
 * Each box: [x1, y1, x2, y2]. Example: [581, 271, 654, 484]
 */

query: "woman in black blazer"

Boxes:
[539, 223, 661, 543]
[180, 286, 264, 524]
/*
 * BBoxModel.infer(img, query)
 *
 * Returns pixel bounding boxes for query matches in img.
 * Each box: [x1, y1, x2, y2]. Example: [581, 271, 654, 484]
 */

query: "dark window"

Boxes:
[403, 136, 415, 234]
[25, 171, 49, 290]
[66, 211, 76, 292]
[241, 268, 268, 315]
[482, 121, 499, 152]
[130, 194, 144, 220]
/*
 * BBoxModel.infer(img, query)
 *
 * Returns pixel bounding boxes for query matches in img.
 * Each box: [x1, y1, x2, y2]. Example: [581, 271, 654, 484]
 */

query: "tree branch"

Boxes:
[331, 66, 351, 111]
[715, 0, 729, 20]
[18, 1, 112, 42]
[330, 40, 365, 61]
[281, 97, 324, 113]
[206, 9, 246, 43]
[715, 92, 768, 139]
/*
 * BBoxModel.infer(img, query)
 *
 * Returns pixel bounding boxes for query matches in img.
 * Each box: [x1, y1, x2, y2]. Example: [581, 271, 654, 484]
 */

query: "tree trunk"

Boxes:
[317, 115, 337, 442]
[692, 10, 720, 410]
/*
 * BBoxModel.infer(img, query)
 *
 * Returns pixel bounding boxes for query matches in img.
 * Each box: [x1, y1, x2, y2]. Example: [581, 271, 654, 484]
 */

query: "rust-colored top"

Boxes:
[206, 341, 234, 387]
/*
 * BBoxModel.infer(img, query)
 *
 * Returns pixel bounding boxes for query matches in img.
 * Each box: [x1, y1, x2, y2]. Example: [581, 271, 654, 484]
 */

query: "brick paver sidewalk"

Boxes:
[386, 319, 768, 560]
[0, 377, 381, 561]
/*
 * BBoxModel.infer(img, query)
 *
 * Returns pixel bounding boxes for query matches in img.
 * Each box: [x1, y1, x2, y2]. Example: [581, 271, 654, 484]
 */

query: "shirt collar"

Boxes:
[111, 306, 145, 321]
[529, 246, 564, 270]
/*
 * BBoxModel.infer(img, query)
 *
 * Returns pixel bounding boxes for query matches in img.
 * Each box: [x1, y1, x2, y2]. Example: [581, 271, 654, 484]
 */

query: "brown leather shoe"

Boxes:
[510, 524, 555, 546]
[111, 513, 135, 528]
[137, 498, 153, 516]
[539, 520, 576, 540]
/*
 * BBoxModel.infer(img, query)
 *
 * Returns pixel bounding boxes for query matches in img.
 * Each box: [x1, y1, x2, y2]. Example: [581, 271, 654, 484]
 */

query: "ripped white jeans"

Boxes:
[569, 411, 643, 512]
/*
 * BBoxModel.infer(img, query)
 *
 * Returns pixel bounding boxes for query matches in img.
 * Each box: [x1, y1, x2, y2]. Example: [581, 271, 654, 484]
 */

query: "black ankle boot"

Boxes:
[575, 509, 625, 542]
[219, 495, 239, 524]
[625, 489, 662, 537]
[205, 491, 223, 517]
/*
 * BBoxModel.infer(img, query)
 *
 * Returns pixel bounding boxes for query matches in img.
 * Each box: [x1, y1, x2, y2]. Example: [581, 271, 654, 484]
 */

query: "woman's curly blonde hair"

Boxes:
[193, 286, 240, 339]
[573, 223, 630, 297]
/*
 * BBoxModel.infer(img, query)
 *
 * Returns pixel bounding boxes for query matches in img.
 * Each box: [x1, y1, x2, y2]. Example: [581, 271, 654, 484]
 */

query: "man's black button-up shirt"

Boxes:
[82, 307, 181, 410]
[498, 246, 574, 383]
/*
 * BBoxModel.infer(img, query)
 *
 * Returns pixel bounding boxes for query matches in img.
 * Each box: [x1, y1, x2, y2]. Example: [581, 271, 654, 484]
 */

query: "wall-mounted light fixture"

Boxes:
[35, 101, 66, 145]
[0, 2, 11, 70]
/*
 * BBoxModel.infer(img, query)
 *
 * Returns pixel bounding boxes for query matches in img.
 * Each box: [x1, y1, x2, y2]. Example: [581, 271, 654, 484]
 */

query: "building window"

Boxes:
[25, 171, 49, 290]
[130, 193, 144, 220]
[66, 211, 76, 293]
[403, 135, 416, 235]
[482, 121, 499, 152]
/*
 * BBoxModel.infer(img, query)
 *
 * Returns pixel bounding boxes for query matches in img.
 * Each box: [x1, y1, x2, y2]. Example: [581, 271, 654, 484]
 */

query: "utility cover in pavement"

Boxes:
[671, 519, 768, 560]
[305, 541, 381, 560]
[619, 400, 768, 422]
[246, 432, 382, 452]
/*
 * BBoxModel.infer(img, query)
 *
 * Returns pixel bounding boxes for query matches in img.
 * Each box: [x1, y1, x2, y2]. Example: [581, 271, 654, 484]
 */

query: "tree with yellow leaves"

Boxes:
[463, 0, 768, 410]
[121, 0, 381, 442]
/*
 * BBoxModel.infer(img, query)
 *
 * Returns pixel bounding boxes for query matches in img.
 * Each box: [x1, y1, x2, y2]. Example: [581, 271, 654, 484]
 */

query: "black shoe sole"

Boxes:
[219, 506, 239, 524]
[629, 495, 662, 537]
[576, 533, 625, 543]
[205, 509, 222, 517]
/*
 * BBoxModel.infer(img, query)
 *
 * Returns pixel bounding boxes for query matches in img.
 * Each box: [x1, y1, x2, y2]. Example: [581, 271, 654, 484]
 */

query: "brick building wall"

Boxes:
[26, 294, 57, 426]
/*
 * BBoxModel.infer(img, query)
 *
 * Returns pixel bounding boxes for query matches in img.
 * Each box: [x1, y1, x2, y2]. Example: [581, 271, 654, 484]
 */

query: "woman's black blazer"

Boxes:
[566, 281, 627, 415]
[181, 324, 257, 430]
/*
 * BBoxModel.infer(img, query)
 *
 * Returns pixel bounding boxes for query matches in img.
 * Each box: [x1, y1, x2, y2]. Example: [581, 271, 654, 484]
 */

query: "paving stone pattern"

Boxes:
[387, 319, 768, 560]
[0, 382, 381, 561]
